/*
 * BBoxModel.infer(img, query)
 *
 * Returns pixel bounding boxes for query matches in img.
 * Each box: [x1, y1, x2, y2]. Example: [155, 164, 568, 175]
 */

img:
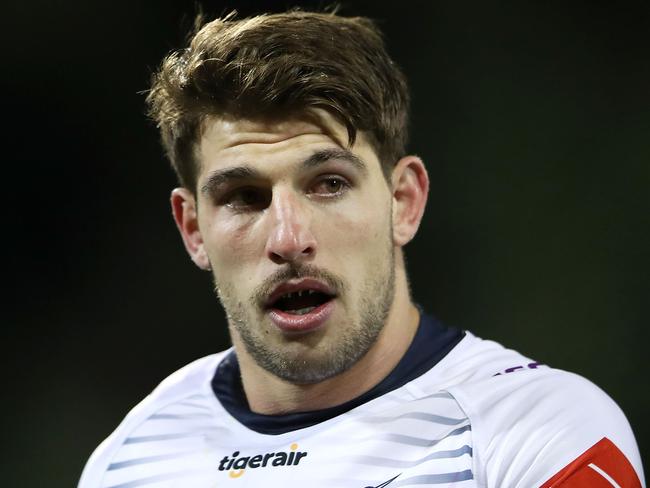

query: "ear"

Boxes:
[391, 155, 429, 247]
[170, 188, 211, 270]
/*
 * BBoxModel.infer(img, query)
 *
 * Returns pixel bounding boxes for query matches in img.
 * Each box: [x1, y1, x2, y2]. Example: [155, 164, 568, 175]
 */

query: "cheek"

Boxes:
[202, 212, 261, 266]
[207, 220, 263, 300]
[317, 197, 392, 266]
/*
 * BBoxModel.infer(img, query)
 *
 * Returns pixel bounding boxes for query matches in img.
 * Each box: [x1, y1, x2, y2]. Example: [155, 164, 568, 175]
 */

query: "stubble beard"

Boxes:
[213, 243, 396, 385]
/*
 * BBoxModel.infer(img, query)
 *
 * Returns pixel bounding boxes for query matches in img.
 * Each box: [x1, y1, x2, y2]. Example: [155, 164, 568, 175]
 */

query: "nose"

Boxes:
[265, 191, 316, 265]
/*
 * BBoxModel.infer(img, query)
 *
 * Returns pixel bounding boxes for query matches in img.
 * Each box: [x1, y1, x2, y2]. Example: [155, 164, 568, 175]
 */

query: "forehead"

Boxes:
[196, 111, 379, 176]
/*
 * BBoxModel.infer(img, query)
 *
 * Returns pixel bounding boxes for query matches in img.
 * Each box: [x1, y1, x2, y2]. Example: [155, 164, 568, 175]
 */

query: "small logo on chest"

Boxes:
[364, 474, 401, 487]
[219, 443, 308, 478]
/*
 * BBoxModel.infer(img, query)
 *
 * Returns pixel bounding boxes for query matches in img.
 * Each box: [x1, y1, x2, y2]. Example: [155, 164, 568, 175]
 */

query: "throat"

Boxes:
[240, 302, 422, 415]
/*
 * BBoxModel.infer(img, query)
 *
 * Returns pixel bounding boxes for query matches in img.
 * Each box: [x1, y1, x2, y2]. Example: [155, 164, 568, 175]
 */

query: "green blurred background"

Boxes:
[4, 0, 648, 485]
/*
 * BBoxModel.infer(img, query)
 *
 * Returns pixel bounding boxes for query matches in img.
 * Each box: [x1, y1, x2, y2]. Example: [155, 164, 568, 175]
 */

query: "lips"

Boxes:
[264, 278, 337, 333]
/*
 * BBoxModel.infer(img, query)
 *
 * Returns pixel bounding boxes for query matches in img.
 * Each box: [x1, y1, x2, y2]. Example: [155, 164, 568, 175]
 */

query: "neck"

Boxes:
[233, 263, 419, 415]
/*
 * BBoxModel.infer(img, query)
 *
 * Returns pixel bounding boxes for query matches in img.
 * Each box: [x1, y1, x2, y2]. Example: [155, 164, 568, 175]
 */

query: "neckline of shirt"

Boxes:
[211, 311, 465, 435]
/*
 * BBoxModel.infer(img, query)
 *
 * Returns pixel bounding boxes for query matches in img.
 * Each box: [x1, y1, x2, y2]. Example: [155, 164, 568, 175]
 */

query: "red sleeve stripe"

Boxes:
[540, 437, 641, 488]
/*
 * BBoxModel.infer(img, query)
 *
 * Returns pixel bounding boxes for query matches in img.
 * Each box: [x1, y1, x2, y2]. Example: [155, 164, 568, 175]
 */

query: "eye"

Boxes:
[309, 176, 350, 197]
[222, 186, 271, 211]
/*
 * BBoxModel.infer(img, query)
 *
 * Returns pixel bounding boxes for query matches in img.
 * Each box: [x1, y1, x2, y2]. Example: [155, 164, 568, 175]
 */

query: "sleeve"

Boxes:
[77, 394, 153, 488]
[77, 433, 117, 488]
[77, 353, 224, 487]
[448, 369, 645, 488]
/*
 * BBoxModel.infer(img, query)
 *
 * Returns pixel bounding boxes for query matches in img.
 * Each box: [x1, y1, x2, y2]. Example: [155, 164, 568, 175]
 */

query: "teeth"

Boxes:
[282, 289, 318, 300]
[290, 306, 317, 315]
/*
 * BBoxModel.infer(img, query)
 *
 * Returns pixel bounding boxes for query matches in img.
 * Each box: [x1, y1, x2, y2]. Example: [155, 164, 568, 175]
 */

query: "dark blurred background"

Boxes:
[3, 0, 648, 485]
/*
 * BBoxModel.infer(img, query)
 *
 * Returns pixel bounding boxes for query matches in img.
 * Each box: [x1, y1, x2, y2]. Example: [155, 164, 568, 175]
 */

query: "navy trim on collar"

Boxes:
[211, 313, 464, 435]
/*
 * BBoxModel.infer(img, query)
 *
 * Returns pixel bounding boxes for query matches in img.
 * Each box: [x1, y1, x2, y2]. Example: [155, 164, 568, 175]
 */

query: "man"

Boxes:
[79, 10, 644, 488]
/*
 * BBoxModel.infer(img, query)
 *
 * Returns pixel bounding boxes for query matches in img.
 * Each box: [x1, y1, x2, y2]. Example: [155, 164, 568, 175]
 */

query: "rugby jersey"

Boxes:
[79, 315, 644, 487]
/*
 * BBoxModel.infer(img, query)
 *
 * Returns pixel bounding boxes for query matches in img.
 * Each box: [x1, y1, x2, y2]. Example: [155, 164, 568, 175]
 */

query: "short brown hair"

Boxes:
[146, 10, 410, 192]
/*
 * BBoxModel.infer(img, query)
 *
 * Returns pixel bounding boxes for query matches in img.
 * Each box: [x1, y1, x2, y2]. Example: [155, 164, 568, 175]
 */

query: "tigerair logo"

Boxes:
[219, 443, 308, 478]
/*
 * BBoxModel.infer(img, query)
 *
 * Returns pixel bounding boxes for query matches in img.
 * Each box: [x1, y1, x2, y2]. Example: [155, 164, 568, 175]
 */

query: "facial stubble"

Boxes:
[212, 230, 395, 385]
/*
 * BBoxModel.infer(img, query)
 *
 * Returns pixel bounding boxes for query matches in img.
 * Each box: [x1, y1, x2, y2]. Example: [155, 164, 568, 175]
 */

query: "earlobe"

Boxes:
[170, 188, 211, 270]
[391, 156, 429, 247]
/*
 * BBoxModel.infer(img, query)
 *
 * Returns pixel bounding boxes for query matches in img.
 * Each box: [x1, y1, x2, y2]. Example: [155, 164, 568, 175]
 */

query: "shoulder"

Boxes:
[443, 337, 644, 487]
[77, 351, 229, 488]
[408, 332, 539, 393]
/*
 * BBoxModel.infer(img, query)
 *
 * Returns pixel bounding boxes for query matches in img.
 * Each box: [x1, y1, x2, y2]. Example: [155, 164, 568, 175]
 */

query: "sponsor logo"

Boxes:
[493, 361, 543, 376]
[219, 443, 308, 478]
[364, 473, 401, 487]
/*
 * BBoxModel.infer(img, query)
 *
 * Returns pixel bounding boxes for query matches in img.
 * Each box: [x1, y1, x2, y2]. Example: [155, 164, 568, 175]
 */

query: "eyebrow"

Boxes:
[200, 166, 261, 196]
[301, 148, 367, 173]
[200, 147, 367, 196]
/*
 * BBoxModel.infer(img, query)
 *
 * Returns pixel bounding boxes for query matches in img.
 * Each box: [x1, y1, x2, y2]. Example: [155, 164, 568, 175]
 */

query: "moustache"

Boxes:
[253, 264, 346, 307]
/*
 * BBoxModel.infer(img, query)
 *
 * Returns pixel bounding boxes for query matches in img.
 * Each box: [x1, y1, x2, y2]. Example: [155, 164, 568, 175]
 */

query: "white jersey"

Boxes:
[79, 332, 644, 488]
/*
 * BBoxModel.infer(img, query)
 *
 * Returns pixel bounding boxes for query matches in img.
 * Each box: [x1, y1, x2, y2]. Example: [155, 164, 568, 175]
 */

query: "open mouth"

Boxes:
[264, 279, 338, 332]
[270, 289, 334, 315]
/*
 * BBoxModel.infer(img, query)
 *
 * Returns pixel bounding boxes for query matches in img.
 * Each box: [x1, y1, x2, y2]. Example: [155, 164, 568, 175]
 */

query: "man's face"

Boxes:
[194, 112, 396, 384]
